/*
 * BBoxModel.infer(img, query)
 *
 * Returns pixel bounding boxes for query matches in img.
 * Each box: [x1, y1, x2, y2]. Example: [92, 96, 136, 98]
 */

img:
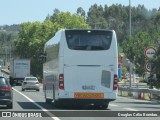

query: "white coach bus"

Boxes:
[43, 29, 118, 108]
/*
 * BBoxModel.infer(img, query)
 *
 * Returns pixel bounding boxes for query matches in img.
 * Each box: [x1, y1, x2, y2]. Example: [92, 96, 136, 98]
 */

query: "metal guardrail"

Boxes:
[118, 82, 148, 88]
[118, 87, 160, 101]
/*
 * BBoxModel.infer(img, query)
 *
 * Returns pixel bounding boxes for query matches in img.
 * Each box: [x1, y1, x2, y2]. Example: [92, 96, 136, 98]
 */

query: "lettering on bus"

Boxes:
[16, 63, 28, 65]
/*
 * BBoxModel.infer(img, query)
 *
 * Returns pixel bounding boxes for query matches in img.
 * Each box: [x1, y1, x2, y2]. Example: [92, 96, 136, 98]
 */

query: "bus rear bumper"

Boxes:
[58, 91, 117, 100]
[55, 98, 116, 106]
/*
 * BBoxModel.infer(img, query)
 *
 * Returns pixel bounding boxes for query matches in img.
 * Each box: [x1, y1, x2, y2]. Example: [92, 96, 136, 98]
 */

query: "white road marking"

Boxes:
[109, 104, 118, 107]
[13, 87, 141, 118]
[124, 108, 139, 111]
[12, 88, 61, 120]
[117, 96, 125, 99]
[117, 96, 154, 103]
[133, 99, 151, 103]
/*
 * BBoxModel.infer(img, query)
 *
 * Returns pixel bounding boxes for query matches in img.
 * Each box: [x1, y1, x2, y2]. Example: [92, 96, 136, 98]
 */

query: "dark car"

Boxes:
[0, 76, 13, 109]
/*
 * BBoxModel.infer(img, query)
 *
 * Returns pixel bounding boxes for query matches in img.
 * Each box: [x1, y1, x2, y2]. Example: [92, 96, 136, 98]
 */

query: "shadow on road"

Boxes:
[16, 101, 110, 110]
[115, 101, 159, 105]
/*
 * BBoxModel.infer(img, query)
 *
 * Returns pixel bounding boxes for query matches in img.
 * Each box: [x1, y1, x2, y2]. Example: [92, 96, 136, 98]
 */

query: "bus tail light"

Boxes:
[113, 74, 118, 90]
[59, 74, 64, 90]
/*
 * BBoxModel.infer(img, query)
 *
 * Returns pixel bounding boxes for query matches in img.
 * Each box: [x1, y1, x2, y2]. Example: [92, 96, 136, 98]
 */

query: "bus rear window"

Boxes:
[65, 30, 112, 50]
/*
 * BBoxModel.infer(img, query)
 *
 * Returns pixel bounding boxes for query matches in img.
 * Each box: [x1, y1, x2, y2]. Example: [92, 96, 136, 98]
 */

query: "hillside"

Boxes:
[0, 24, 21, 32]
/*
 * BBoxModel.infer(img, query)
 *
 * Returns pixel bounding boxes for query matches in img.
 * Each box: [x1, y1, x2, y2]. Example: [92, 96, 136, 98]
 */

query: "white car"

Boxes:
[22, 77, 40, 91]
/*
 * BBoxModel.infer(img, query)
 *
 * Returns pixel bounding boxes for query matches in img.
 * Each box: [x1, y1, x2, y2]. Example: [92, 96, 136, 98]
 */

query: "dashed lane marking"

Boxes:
[109, 104, 118, 107]
[124, 108, 139, 111]
[12, 88, 61, 120]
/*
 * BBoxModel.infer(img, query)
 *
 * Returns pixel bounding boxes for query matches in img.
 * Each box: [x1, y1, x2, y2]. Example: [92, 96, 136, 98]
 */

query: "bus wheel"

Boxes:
[101, 103, 109, 109]
[45, 98, 52, 103]
[93, 103, 109, 109]
[54, 100, 64, 108]
[54, 100, 59, 108]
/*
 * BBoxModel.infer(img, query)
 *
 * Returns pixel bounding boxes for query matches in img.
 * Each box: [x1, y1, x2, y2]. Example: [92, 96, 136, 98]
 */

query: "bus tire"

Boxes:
[101, 103, 109, 109]
[54, 100, 64, 108]
[94, 103, 109, 109]
[54, 100, 59, 108]
[7, 102, 13, 109]
[45, 98, 52, 103]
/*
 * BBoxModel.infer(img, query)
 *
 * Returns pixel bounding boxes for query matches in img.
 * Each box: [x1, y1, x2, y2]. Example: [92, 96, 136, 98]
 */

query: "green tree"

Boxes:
[46, 9, 60, 22]
[77, 7, 86, 19]
[14, 20, 56, 76]
[0, 31, 17, 61]
[150, 29, 160, 88]
[87, 4, 106, 29]
[122, 32, 153, 75]
[153, 9, 160, 31]
[15, 12, 89, 77]
[106, 4, 128, 43]
[151, 47, 160, 89]
[54, 12, 89, 29]
[86, 4, 160, 45]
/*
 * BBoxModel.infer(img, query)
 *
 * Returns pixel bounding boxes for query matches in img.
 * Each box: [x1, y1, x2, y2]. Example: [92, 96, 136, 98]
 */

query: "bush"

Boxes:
[139, 78, 146, 83]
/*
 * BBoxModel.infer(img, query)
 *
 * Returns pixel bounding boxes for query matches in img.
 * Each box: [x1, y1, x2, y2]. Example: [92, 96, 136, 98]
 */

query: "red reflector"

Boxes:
[59, 74, 64, 90]
[59, 74, 64, 81]
[113, 85, 118, 90]
[114, 79, 118, 84]
[113, 74, 118, 90]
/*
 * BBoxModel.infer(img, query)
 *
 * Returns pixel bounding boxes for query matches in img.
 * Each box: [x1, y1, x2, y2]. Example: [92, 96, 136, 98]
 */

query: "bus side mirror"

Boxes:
[38, 53, 46, 64]
[8, 66, 10, 70]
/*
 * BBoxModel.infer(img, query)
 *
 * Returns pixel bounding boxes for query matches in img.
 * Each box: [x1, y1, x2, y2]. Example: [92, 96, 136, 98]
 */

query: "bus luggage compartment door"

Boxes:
[63, 65, 113, 93]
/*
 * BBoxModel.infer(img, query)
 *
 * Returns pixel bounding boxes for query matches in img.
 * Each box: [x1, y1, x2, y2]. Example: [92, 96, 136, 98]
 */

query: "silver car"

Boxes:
[22, 77, 40, 91]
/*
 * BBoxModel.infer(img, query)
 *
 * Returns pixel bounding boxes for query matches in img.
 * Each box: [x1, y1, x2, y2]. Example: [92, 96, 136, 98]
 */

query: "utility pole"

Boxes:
[129, 0, 132, 37]
[129, 0, 132, 91]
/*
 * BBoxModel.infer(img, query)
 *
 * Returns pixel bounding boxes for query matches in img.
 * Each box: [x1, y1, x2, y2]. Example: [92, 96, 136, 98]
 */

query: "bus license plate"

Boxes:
[74, 92, 104, 99]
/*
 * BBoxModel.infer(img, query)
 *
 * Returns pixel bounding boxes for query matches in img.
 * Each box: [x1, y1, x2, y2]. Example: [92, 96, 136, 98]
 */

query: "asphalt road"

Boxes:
[6, 85, 160, 111]
[0, 85, 159, 120]
[0, 71, 160, 120]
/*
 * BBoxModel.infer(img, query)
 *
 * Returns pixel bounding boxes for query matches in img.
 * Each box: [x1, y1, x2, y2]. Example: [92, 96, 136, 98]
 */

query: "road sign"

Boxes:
[144, 61, 156, 72]
[125, 73, 130, 78]
[144, 47, 156, 59]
